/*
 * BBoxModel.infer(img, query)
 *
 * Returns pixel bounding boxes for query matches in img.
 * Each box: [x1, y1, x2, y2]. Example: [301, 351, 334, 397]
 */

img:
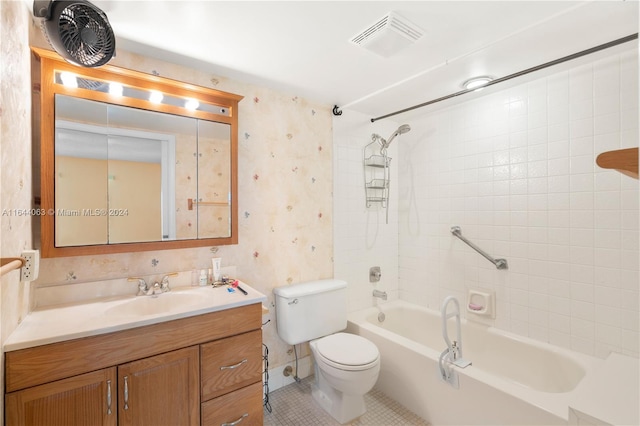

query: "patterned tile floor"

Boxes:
[263, 376, 429, 426]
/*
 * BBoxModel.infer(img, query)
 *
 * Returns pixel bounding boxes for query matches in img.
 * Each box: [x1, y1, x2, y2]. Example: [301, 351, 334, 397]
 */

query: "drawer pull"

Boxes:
[106, 380, 112, 415]
[219, 359, 248, 370]
[123, 376, 129, 410]
[221, 413, 248, 426]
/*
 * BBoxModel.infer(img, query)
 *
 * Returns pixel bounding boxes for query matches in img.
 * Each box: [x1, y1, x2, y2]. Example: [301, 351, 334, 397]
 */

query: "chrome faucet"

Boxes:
[129, 274, 175, 297]
[372, 289, 387, 300]
[153, 282, 165, 296]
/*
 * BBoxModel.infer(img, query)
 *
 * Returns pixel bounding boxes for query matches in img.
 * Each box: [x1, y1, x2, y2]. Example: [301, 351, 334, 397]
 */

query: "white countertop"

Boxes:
[4, 282, 266, 352]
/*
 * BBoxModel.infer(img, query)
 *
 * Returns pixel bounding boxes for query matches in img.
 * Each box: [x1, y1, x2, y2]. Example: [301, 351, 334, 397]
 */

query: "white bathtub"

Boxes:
[347, 300, 605, 425]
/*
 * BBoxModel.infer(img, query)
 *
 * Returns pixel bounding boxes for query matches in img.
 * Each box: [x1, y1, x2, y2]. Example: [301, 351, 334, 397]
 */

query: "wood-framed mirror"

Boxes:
[32, 48, 243, 258]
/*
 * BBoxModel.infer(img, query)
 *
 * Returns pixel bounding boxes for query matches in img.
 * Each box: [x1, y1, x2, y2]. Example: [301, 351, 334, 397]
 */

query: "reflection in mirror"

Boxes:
[197, 120, 232, 239]
[54, 95, 235, 246]
[55, 97, 108, 246]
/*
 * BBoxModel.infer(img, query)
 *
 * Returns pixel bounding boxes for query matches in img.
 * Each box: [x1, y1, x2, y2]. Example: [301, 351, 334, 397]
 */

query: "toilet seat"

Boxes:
[314, 332, 379, 371]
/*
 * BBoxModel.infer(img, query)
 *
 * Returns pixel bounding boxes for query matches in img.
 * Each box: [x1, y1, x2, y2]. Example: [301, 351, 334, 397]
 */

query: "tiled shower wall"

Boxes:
[398, 48, 639, 359]
[333, 112, 400, 312]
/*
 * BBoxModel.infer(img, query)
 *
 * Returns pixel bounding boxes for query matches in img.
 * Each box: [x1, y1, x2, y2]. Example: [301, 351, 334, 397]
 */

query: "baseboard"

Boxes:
[266, 355, 313, 393]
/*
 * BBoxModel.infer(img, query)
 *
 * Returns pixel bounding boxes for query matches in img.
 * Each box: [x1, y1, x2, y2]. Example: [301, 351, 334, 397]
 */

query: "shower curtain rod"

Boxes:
[371, 33, 638, 123]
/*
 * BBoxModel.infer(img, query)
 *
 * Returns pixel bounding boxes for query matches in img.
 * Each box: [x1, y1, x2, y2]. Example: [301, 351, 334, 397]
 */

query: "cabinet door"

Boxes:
[5, 367, 117, 426]
[118, 346, 199, 426]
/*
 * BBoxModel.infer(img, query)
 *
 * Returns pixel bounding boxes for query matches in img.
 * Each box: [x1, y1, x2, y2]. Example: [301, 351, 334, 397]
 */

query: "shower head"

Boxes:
[381, 124, 411, 149]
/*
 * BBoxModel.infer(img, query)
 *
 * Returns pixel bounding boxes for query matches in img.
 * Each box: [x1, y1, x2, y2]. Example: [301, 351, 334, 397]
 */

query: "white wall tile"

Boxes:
[392, 47, 638, 359]
[284, 44, 637, 364]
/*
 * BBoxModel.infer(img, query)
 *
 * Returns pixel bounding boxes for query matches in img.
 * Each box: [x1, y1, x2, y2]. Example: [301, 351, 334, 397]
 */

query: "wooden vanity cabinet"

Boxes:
[201, 330, 263, 426]
[118, 346, 200, 426]
[5, 304, 263, 426]
[5, 368, 117, 426]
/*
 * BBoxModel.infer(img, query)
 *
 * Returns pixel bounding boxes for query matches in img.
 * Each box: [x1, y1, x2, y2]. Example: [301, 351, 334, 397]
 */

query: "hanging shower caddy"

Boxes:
[363, 125, 410, 224]
[363, 135, 392, 222]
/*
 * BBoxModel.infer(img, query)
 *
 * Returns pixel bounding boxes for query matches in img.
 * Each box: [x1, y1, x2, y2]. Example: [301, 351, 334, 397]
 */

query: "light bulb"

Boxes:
[60, 72, 78, 88]
[109, 82, 123, 96]
[185, 98, 200, 111]
[149, 90, 163, 104]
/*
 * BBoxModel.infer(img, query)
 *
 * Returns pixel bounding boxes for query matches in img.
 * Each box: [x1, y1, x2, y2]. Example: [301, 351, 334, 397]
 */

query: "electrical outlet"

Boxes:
[21, 249, 40, 282]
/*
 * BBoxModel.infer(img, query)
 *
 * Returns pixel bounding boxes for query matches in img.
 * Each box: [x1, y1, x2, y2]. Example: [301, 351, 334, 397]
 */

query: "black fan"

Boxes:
[33, 0, 115, 67]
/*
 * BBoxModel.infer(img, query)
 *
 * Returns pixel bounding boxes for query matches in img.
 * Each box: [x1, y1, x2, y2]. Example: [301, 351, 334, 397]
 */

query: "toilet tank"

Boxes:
[274, 279, 347, 345]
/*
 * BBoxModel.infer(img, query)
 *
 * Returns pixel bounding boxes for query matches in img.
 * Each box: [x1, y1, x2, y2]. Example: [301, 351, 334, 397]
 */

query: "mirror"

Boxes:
[33, 47, 242, 257]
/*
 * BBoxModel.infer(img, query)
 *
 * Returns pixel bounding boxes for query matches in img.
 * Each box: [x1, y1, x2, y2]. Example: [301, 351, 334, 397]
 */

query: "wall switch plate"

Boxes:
[21, 249, 40, 282]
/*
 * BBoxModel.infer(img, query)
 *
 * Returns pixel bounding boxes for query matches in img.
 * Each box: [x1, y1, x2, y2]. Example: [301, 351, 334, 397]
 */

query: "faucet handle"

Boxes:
[128, 277, 148, 296]
[160, 272, 177, 292]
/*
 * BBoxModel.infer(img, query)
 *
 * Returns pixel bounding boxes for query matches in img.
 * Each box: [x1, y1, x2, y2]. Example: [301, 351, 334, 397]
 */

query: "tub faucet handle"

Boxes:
[370, 266, 382, 283]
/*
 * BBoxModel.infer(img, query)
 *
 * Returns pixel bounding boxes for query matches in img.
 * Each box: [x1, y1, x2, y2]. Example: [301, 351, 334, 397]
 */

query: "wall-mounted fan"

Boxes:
[33, 0, 116, 67]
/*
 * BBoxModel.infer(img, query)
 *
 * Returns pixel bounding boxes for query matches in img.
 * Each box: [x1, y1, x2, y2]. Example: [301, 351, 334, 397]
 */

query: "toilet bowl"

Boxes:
[309, 332, 380, 423]
[273, 280, 381, 423]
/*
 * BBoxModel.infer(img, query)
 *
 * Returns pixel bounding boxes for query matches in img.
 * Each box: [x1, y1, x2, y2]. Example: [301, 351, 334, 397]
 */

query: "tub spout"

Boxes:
[373, 290, 387, 300]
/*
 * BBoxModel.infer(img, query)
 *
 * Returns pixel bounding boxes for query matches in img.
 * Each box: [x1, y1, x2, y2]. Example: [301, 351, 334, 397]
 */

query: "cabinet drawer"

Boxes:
[201, 330, 262, 401]
[201, 382, 263, 426]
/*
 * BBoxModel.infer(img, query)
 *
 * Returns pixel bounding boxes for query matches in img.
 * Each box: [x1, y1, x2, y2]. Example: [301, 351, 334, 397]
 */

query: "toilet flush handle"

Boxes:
[288, 298, 299, 305]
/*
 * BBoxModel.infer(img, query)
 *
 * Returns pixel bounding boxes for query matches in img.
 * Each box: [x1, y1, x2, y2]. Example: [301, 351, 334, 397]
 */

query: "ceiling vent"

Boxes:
[350, 11, 424, 58]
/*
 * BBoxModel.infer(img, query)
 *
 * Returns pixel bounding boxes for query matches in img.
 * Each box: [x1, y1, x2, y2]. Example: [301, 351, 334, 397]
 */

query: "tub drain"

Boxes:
[377, 312, 386, 322]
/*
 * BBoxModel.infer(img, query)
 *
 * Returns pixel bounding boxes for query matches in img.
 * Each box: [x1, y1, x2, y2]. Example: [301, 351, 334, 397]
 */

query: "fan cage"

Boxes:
[46, 1, 116, 68]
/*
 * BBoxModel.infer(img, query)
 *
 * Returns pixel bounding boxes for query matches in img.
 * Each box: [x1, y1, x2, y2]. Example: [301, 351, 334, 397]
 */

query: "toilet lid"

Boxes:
[316, 333, 379, 367]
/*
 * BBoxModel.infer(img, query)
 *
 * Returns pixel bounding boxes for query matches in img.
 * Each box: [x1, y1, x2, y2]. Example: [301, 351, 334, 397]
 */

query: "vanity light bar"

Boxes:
[53, 71, 231, 116]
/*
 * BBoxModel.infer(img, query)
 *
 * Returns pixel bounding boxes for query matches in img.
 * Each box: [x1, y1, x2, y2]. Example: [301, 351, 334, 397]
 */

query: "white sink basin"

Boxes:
[106, 293, 203, 317]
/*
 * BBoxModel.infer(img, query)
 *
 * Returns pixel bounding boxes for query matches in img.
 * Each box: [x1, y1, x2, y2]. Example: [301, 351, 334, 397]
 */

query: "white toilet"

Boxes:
[274, 279, 380, 424]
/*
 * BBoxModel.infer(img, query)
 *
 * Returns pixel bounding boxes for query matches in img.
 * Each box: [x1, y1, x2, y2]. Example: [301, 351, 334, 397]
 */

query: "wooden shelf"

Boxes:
[596, 148, 639, 179]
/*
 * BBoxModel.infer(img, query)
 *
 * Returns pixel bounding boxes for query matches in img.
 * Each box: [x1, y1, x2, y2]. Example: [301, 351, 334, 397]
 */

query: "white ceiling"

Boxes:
[91, 1, 638, 121]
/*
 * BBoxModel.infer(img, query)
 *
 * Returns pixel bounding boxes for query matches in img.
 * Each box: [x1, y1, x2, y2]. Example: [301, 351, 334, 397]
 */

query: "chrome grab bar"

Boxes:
[450, 226, 508, 270]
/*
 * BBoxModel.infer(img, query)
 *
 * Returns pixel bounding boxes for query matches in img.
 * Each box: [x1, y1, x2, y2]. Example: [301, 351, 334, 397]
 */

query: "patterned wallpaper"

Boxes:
[1, 2, 33, 341]
[26, 21, 334, 367]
